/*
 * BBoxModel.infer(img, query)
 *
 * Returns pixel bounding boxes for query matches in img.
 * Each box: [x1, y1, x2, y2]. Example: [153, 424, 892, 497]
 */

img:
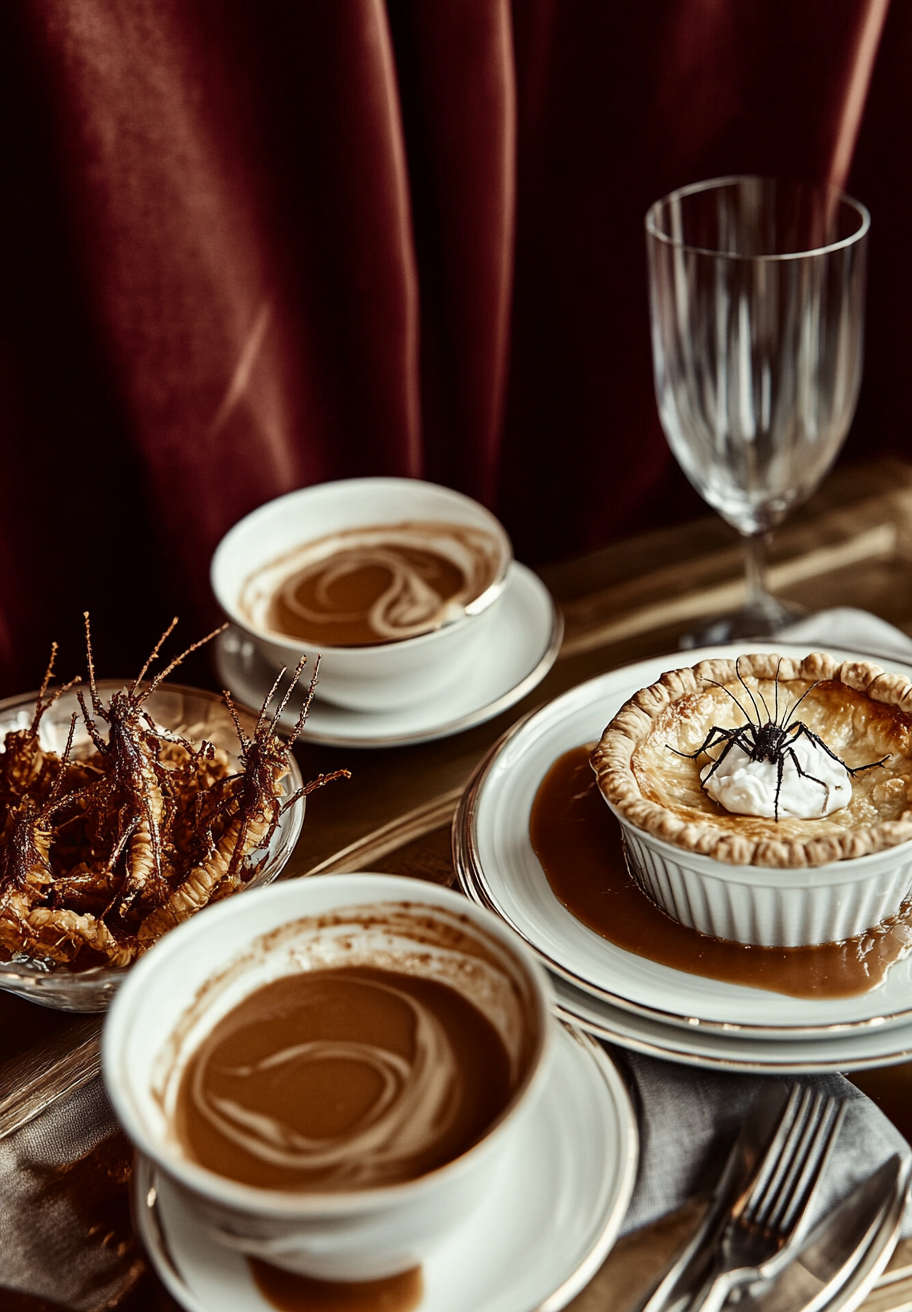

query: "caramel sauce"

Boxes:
[249, 1260, 423, 1312]
[268, 545, 466, 646]
[530, 746, 912, 999]
[175, 966, 512, 1190]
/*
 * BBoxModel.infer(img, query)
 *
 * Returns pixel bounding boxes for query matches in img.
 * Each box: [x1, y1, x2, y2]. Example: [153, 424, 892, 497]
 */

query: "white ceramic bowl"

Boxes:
[102, 873, 554, 1281]
[210, 478, 513, 712]
[592, 650, 912, 948]
[0, 682, 305, 1011]
[608, 806, 912, 947]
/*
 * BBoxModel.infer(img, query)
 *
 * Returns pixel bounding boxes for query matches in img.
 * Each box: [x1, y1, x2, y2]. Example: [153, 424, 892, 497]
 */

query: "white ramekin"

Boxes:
[607, 803, 912, 947]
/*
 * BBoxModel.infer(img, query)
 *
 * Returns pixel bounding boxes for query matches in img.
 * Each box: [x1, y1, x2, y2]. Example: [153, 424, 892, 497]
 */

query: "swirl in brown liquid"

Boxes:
[271, 545, 464, 645]
[240, 522, 503, 646]
[175, 966, 512, 1191]
[530, 746, 912, 999]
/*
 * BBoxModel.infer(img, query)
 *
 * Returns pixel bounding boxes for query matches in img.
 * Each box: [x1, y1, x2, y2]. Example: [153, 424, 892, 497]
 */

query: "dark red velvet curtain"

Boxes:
[0, 0, 907, 692]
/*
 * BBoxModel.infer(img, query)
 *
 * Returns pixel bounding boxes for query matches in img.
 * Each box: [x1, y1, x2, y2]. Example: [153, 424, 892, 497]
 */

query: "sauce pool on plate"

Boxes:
[249, 1260, 423, 1312]
[530, 745, 912, 999]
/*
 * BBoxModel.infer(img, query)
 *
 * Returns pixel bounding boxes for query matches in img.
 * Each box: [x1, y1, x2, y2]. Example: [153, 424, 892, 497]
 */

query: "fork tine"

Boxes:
[749, 1093, 846, 1238]
[737, 1083, 808, 1219]
[772, 1098, 846, 1234]
[750, 1086, 819, 1226]
[764, 1092, 828, 1230]
[745, 1086, 818, 1217]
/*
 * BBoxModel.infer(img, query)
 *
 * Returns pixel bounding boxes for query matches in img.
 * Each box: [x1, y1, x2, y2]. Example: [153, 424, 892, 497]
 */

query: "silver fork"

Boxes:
[684, 1084, 847, 1312]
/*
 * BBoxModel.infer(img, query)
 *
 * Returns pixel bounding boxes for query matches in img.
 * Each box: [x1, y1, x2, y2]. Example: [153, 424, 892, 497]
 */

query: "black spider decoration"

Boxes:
[669, 658, 887, 821]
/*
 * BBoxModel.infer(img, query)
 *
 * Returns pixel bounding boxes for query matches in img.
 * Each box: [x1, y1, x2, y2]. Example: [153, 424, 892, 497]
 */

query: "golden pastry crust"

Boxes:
[591, 652, 912, 868]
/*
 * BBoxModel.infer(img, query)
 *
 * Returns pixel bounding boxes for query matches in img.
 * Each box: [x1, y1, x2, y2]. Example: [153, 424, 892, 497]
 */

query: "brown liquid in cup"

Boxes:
[175, 965, 513, 1190]
[269, 544, 466, 646]
[240, 521, 504, 647]
[530, 746, 912, 999]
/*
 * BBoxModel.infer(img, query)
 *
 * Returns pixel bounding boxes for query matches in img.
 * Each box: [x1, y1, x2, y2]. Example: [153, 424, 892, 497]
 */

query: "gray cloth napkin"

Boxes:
[617, 1055, 910, 1239]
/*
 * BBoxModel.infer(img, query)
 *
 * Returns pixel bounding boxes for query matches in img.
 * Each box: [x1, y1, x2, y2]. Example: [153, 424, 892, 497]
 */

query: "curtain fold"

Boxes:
[0, 0, 907, 692]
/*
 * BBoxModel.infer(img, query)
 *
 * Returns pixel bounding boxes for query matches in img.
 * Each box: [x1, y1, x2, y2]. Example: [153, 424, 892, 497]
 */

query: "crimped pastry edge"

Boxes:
[590, 651, 912, 868]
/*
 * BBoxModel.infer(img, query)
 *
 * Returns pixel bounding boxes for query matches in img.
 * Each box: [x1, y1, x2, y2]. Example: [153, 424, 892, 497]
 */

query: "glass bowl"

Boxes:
[0, 680, 305, 1011]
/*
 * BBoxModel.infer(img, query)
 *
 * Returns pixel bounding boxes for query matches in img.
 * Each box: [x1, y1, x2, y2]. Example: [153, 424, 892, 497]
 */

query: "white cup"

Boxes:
[210, 478, 513, 712]
[102, 873, 554, 1280]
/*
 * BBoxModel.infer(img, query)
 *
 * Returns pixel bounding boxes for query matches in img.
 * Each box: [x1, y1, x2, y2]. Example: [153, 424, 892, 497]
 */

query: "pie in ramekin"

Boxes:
[590, 652, 912, 946]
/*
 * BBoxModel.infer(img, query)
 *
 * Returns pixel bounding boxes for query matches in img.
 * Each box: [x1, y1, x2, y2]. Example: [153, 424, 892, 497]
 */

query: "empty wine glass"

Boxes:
[645, 175, 870, 641]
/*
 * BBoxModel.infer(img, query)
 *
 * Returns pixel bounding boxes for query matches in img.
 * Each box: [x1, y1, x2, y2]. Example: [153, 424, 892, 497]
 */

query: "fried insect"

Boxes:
[138, 658, 349, 941]
[0, 643, 80, 818]
[77, 615, 226, 915]
[0, 714, 94, 961]
[670, 657, 887, 820]
[23, 907, 134, 967]
[0, 626, 348, 972]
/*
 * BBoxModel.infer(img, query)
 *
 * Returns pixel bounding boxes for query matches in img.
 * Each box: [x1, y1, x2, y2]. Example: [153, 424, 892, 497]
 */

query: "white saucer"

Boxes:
[132, 1023, 638, 1312]
[455, 643, 912, 1072]
[213, 563, 562, 748]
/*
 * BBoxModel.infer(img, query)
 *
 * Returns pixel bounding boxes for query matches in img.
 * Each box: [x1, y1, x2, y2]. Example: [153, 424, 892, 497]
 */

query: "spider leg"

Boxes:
[775, 750, 785, 821]
[701, 678, 757, 729]
[755, 680, 773, 727]
[773, 658, 783, 726]
[780, 742, 842, 818]
[789, 723, 887, 775]
[666, 725, 740, 760]
[784, 744, 830, 791]
[782, 682, 823, 730]
[691, 732, 757, 797]
[847, 756, 889, 776]
[735, 658, 766, 731]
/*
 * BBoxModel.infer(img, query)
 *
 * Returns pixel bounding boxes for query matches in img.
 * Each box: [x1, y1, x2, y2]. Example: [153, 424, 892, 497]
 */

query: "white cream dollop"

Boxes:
[700, 734, 852, 819]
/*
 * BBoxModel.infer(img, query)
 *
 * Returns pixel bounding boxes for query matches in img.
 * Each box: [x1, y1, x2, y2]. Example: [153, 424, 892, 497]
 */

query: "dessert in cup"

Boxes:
[211, 477, 513, 713]
[102, 873, 554, 1282]
[592, 652, 912, 946]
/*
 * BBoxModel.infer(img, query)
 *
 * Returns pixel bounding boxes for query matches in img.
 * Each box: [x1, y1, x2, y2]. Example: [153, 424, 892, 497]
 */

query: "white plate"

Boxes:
[454, 643, 912, 1052]
[213, 563, 562, 748]
[132, 1023, 638, 1312]
[549, 973, 912, 1073]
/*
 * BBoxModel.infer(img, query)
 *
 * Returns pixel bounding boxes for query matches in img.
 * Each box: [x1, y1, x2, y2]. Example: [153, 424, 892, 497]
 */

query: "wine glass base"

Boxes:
[679, 597, 807, 649]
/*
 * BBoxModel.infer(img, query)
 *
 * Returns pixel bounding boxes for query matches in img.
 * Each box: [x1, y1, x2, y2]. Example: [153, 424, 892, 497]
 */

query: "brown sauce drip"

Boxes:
[249, 1260, 422, 1312]
[268, 545, 466, 646]
[175, 966, 512, 1190]
[529, 746, 912, 999]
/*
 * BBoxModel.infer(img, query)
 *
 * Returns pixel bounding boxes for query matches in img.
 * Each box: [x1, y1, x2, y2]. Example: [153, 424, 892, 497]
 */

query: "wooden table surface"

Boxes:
[4, 455, 912, 1311]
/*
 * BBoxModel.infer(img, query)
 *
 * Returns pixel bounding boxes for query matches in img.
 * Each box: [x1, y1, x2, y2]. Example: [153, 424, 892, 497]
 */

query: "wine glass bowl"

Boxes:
[646, 176, 870, 639]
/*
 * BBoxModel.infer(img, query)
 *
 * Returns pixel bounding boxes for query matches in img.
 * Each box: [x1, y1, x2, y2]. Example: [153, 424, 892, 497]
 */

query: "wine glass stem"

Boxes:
[743, 532, 771, 610]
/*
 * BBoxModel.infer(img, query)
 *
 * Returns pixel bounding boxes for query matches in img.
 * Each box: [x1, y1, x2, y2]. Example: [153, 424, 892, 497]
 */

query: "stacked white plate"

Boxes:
[454, 643, 912, 1074]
